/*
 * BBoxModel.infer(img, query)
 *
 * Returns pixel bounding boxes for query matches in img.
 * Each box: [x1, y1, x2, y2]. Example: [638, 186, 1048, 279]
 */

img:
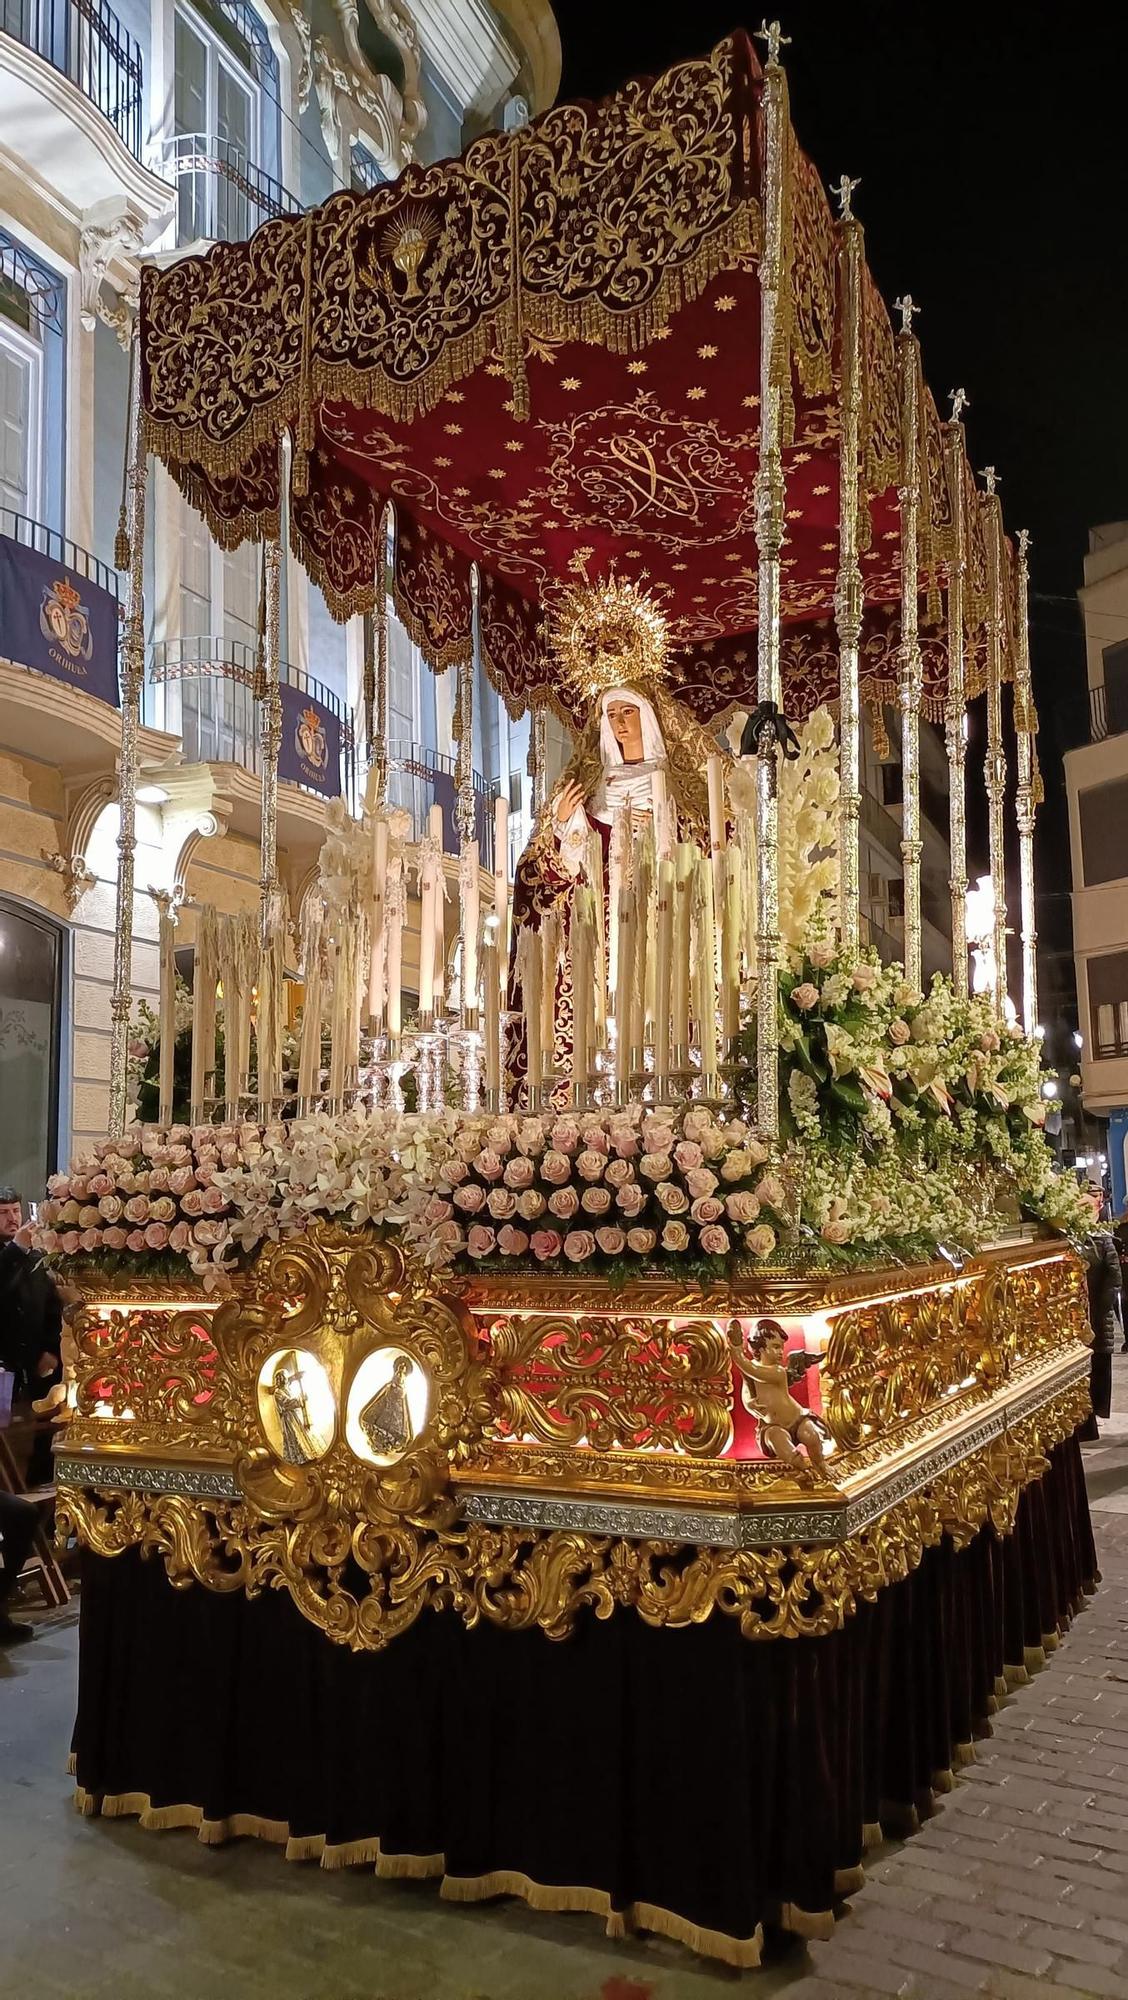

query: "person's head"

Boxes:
[604, 698, 644, 760]
[1085, 1182, 1105, 1221]
[750, 1317, 788, 1363]
[393, 1355, 411, 1384]
[0, 1188, 23, 1241]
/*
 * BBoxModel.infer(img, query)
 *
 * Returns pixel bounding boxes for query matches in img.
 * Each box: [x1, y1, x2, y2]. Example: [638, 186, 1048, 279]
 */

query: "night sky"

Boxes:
[551, 3, 1128, 995]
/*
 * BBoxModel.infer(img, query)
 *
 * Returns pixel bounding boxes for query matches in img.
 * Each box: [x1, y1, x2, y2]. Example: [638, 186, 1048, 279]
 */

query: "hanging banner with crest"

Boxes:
[278, 681, 342, 798]
[0, 535, 120, 707]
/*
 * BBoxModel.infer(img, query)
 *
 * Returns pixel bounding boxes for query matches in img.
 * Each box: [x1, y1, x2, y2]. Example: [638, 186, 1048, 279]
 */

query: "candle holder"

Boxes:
[461, 1026, 483, 1113]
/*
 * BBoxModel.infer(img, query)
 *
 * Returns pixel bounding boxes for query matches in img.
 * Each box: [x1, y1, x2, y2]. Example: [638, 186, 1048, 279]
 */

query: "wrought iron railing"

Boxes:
[149, 637, 356, 810]
[385, 740, 498, 870]
[0, 506, 119, 597]
[1089, 681, 1128, 743]
[0, 0, 143, 157]
[157, 133, 302, 247]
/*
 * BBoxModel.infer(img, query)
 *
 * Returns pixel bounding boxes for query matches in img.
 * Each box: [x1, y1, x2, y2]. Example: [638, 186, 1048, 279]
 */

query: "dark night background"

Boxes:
[551, 2, 1128, 1015]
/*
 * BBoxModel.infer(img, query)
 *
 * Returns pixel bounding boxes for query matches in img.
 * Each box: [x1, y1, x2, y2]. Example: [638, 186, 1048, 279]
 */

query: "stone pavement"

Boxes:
[2, 1360, 1128, 2000]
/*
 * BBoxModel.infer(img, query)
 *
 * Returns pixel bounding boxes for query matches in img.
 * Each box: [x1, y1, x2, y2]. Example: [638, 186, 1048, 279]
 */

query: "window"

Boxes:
[174, 4, 260, 243]
[0, 897, 62, 1199]
[1089, 951, 1128, 1060]
[1079, 776, 1128, 888]
[1102, 641, 1128, 738]
[178, 505, 260, 765]
[0, 315, 42, 519]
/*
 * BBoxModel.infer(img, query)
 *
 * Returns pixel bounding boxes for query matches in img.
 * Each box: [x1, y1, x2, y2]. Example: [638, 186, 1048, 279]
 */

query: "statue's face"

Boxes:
[605, 699, 643, 755]
[758, 1330, 786, 1366]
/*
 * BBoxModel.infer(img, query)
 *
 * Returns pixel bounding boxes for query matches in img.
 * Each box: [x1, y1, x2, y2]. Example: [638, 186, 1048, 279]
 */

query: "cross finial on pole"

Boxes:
[830, 174, 861, 221]
[755, 19, 791, 65]
[949, 387, 969, 423]
[894, 293, 921, 334]
[982, 465, 1000, 496]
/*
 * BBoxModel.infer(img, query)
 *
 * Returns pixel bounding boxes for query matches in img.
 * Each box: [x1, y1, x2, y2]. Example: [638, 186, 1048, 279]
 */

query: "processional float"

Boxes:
[48, 28, 1095, 1969]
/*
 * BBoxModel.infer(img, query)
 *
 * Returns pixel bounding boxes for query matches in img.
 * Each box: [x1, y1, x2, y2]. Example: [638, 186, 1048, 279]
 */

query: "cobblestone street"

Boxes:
[3, 1367, 1128, 2000]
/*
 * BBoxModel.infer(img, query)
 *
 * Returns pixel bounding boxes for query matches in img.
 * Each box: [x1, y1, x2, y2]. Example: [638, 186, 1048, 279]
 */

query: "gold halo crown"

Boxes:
[549, 573, 670, 702]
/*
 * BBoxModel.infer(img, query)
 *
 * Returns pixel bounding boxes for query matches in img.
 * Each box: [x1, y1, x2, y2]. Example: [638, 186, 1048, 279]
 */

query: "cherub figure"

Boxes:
[728, 1317, 830, 1480]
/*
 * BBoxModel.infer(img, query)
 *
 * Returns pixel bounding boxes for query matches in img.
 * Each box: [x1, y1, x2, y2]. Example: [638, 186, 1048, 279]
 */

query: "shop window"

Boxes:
[1090, 951, 1128, 1060]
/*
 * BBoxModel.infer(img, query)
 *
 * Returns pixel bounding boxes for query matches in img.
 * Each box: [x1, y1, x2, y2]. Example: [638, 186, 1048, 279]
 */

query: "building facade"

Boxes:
[0, 0, 558, 1194]
[1066, 521, 1128, 1213]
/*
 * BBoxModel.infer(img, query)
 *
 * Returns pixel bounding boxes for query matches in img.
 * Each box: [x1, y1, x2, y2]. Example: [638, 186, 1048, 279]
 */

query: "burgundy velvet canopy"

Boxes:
[139, 31, 1012, 728]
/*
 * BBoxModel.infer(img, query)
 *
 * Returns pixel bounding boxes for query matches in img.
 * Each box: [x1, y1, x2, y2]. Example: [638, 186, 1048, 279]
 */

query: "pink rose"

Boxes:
[655, 1181, 689, 1215]
[610, 1128, 639, 1159]
[673, 1140, 703, 1172]
[193, 1165, 216, 1187]
[97, 1194, 124, 1222]
[168, 1145, 191, 1166]
[852, 964, 879, 992]
[660, 1220, 690, 1253]
[71, 1177, 90, 1200]
[46, 1174, 71, 1199]
[486, 1122, 514, 1152]
[822, 1218, 851, 1245]
[746, 1223, 777, 1258]
[746, 1138, 770, 1167]
[59, 1200, 81, 1225]
[516, 1189, 546, 1222]
[581, 1185, 612, 1217]
[595, 1225, 626, 1256]
[123, 1195, 150, 1224]
[530, 1228, 562, 1262]
[719, 1150, 754, 1183]
[149, 1195, 177, 1223]
[168, 1222, 191, 1253]
[144, 1221, 170, 1251]
[191, 1219, 224, 1246]
[87, 1173, 112, 1198]
[497, 1224, 529, 1257]
[979, 1030, 1000, 1053]
[809, 941, 834, 969]
[179, 1188, 205, 1217]
[626, 1226, 657, 1256]
[698, 1224, 730, 1257]
[442, 1158, 469, 1185]
[168, 1124, 191, 1146]
[639, 1152, 672, 1182]
[125, 1229, 146, 1253]
[423, 1197, 454, 1226]
[150, 1146, 172, 1168]
[35, 1228, 59, 1253]
[575, 1149, 605, 1183]
[487, 1188, 518, 1221]
[579, 1125, 609, 1154]
[888, 1018, 911, 1046]
[640, 1119, 675, 1154]
[541, 1150, 571, 1185]
[474, 1149, 504, 1183]
[102, 1226, 127, 1251]
[78, 1205, 101, 1230]
[563, 1229, 596, 1263]
[454, 1130, 481, 1161]
[59, 1230, 81, 1255]
[467, 1224, 498, 1259]
[201, 1186, 227, 1214]
[791, 982, 820, 1011]
[147, 1166, 171, 1192]
[432, 1219, 465, 1257]
[503, 1156, 535, 1190]
[725, 1191, 761, 1225]
[755, 1176, 787, 1210]
[79, 1227, 101, 1253]
[615, 1183, 646, 1219]
[548, 1186, 580, 1220]
[691, 1196, 725, 1225]
[515, 1121, 546, 1157]
[549, 1120, 580, 1155]
[685, 1167, 719, 1200]
[453, 1184, 486, 1215]
[168, 1166, 194, 1196]
[219, 1142, 241, 1168]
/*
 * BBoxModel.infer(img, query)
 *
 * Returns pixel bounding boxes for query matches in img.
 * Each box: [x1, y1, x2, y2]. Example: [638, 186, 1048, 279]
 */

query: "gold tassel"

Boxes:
[868, 701, 891, 761]
[114, 506, 131, 572]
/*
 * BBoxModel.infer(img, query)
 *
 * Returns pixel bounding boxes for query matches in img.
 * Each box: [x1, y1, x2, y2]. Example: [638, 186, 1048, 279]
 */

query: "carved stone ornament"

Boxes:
[79, 200, 146, 333]
[42, 850, 97, 912]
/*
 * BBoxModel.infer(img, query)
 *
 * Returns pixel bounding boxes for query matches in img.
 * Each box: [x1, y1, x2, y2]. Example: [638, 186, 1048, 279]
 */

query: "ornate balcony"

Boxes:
[0, 0, 142, 154]
[157, 133, 302, 248]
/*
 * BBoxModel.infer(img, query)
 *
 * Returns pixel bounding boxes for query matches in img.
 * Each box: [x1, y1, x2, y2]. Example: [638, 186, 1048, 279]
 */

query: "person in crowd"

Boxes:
[0, 1491, 37, 1643]
[0, 1187, 63, 1484]
[1079, 1184, 1122, 1442]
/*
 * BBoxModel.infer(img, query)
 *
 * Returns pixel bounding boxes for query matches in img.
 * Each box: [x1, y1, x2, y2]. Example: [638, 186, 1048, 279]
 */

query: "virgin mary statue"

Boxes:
[506, 577, 729, 1101]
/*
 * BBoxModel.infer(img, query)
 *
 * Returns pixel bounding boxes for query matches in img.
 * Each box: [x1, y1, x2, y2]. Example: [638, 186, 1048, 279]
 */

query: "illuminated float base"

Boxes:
[59, 1228, 1098, 1969]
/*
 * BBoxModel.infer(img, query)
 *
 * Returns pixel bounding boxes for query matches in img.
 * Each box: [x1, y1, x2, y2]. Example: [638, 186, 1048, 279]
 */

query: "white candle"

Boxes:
[614, 880, 634, 1088]
[417, 804, 442, 1023]
[386, 855, 403, 1038]
[607, 806, 628, 1003]
[654, 857, 674, 1084]
[483, 937, 500, 1096]
[695, 851, 717, 1078]
[190, 907, 217, 1115]
[461, 835, 480, 1022]
[158, 902, 176, 1125]
[367, 816, 388, 1029]
[571, 887, 593, 1095]
[651, 766, 672, 860]
[517, 925, 541, 1098]
[671, 842, 694, 1059]
[493, 796, 509, 955]
[297, 929, 322, 1101]
[722, 847, 743, 1043]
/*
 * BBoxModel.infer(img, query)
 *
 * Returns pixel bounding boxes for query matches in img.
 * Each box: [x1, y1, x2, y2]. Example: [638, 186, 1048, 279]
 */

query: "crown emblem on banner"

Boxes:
[52, 577, 82, 612]
[548, 568, 670, 700]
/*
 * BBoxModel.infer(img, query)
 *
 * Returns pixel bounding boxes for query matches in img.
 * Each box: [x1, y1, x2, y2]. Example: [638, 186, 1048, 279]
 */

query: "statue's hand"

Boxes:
[553, 780, 586, 832]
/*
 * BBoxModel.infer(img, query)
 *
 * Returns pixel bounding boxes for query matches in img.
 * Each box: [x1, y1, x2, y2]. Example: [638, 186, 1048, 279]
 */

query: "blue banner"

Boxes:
[0, 536, 119, 707]
[278, 680, 342, 798]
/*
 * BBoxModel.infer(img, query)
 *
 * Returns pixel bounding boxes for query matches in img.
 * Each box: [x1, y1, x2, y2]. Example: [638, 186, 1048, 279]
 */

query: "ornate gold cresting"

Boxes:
[831, 172, 863, 950]
[982, 469, 1009, 1016]
[1014, 528, 1038, 1035]
[944, 392, 970, 998]
[895, 293, 924, 991]
[752, 22, 792, 1138]
[108, 331, 149, 1138]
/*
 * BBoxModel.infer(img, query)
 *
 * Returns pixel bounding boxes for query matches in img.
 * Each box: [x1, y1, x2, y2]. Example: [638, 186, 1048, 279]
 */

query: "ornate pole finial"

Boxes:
[949, 387, 969, 423]
[1017, 527, 1031, 558]
[982, 465, 1000, 496]
[830, 173, 861, 221]
[894, 293, 921, 335]
[755, 19, 791, 65]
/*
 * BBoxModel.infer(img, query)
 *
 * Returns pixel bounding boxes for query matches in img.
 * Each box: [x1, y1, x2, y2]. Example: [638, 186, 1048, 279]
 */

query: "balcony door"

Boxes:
[179, 499, 259, 767]
[0, 898, 62, 1202]
[173, 5, 259, 244]
[0, 312, 43, 523]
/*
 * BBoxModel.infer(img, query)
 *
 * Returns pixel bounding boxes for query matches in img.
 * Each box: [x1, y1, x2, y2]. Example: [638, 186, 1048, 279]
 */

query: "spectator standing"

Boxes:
[0, 1188, 62, 1484]
[1080, 1185, 1122, 1442]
